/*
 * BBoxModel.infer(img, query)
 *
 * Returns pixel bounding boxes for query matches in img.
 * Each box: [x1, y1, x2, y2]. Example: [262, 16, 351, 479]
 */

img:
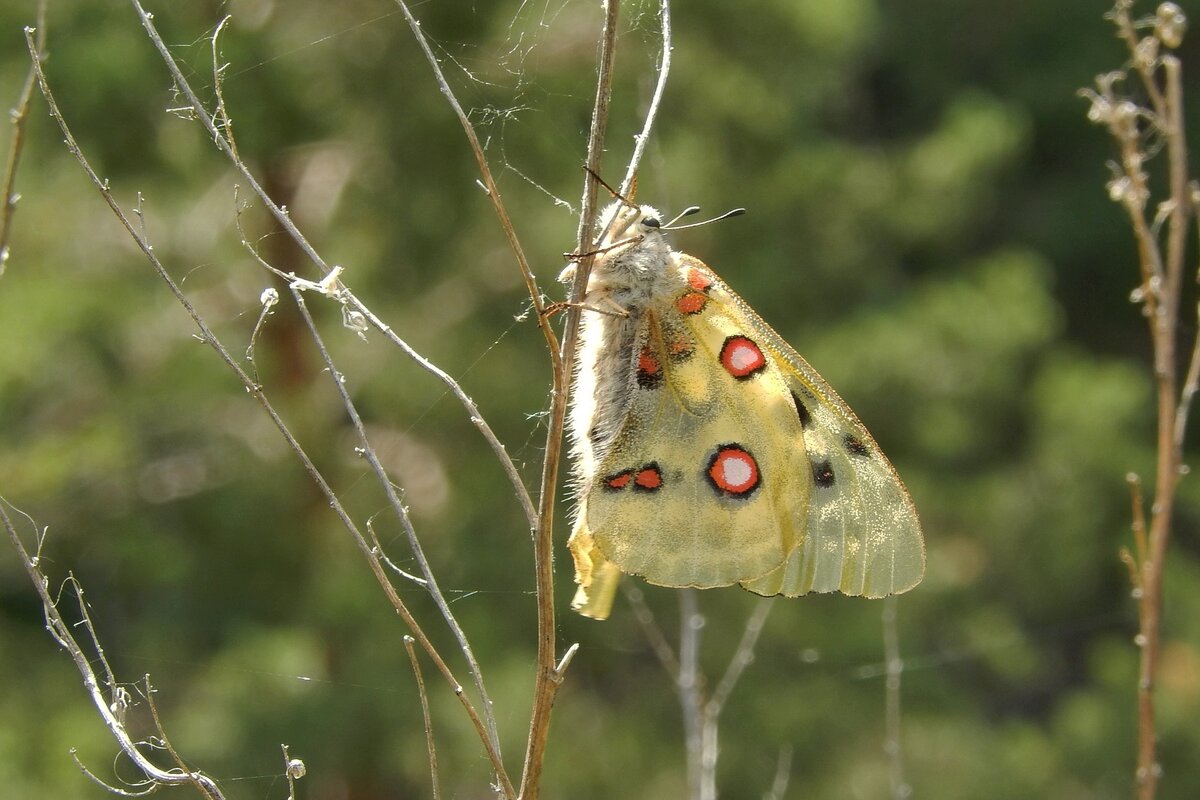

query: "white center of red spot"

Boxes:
[721, 456, 753, 487]
[729, 345, 757, 371]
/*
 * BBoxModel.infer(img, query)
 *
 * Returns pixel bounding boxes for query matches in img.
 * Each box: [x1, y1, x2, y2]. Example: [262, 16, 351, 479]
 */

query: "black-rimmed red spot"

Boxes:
[812, 459, 836, 488]
[706, 444, 761, 498]
[637, 346, 663, 389]
[676, 291, 708, 315]
[603, 470, 633, 491]
[719, 335, 766, 379]
[844, 434, 870, 457]
[633, 463, 663, 492]
[687, 267, 714, 292]
[603, 463, 664, 493]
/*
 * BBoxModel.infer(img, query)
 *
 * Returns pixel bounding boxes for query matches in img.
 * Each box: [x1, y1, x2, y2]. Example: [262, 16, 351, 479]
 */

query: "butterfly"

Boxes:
[561, 199, 925, 620]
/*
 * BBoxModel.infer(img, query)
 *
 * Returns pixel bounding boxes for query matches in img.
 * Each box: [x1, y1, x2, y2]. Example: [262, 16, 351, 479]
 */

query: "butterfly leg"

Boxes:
[541, 296, 630, 321]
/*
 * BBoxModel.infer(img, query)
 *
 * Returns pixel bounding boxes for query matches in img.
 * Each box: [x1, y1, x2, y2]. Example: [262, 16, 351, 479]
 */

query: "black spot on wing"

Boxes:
[791, 391, 812, 429]
[844, 434, 870, 457]
[812, 459, 835, 488]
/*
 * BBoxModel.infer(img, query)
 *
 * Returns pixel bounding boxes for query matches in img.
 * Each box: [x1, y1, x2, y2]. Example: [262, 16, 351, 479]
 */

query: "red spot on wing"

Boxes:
[633, 464, 663, 491]
[604, 464, 664, 493]
[668, 336, 694, 361]
[706, 445, 760, 497]
[604, 471, 633, 490]
[637, 346, 663, 389]
[676, 291, 708, 315]
[719, 335, 766, 379]
[687, 268, 714, 292]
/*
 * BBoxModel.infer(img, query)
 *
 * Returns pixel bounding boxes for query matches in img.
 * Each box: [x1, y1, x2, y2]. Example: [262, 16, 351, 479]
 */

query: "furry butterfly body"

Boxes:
[565, 201, 924, 619]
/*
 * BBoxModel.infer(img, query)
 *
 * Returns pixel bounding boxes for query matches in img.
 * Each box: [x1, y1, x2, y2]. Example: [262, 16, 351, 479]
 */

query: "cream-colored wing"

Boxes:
[570, 253, 923, 618]
[581, 287, 810, 588]
[690, 259, 926, 598]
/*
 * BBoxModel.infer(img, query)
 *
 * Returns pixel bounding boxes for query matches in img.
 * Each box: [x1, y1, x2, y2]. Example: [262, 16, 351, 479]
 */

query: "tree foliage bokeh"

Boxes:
[2, 1, 1199, 797]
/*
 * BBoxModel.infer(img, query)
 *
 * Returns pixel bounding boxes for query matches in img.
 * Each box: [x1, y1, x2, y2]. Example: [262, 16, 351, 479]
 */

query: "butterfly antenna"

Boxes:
[663, 207, 746, 231]
[664, 205, 702, 227]
[583, 166, 635, 207]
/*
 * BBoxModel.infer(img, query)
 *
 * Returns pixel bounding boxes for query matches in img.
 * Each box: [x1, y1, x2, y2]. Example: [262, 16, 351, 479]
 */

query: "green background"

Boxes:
[2, 0, 1199, 797]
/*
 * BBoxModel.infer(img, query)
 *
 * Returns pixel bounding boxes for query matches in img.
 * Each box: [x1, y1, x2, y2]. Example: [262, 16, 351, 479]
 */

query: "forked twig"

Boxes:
[3, 502, 227, 799]
[676, 591, 775, 800]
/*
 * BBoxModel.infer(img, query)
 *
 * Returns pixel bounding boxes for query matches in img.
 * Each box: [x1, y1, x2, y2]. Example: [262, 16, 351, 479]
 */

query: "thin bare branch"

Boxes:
[0, 3, 46, 278]
[707, 598, 774, 714]
[281, 744, 305, 800]
[232, 205, 510, 764]
[287, 285, 515, 797]
[522, 1, 623, 795]
[287, 284, 510, 784]
[405, 636, 443, 800]
[390, 0, 559, 365]
[3, 501, 227, 800]
[762, 745, 793, 800]
[69, 751, 160, 798]
[678, 590, 705, 800]
[1090, 7, 1196, 796]
[209, 17, 239, 162]
[620, 0, 672, 197]
[26, 32, 512, 793]
[882, 597, 911, 800]
[145, 678, 219, 800]
[69, 575, 121, 704]
[622, 582, 682, 678]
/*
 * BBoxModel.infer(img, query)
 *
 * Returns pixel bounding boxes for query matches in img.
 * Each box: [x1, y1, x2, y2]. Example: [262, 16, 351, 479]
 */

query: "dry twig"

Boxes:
[405, 635, 442, 800]
[0, 0, 46, 277]
[1082, 3, 1196, 796]
[25, 22, 514, 795]
[3, 502, 227, 799]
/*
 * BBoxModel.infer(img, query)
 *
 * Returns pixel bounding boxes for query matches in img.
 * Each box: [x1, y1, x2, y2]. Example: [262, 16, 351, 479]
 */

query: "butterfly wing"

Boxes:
[576, 253, 923, 609]
[700, 258, 926, 598]
[580, 286, 807, 589]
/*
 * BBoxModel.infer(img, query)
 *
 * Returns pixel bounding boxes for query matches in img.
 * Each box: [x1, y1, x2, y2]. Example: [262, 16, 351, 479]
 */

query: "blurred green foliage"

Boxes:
[2, 0, 1199, 797]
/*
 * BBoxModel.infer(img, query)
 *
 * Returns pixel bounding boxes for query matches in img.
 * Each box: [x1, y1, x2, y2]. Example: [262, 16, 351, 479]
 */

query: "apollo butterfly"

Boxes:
[562, 200, 925, 619]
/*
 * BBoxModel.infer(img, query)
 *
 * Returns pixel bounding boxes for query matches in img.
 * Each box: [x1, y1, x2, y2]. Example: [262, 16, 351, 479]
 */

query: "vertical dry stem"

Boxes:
[0, 0, 45, 277]
[1084, 4, 1196, 796]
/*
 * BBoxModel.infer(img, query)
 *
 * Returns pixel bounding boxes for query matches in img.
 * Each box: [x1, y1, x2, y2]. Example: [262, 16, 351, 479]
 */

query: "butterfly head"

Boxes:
[588, 201, 673, 282]
[597, 201, 667, 249]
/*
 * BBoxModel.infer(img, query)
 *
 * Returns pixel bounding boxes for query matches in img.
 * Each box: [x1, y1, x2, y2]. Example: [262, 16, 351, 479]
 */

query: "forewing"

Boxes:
[583, 263, 811, 588]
